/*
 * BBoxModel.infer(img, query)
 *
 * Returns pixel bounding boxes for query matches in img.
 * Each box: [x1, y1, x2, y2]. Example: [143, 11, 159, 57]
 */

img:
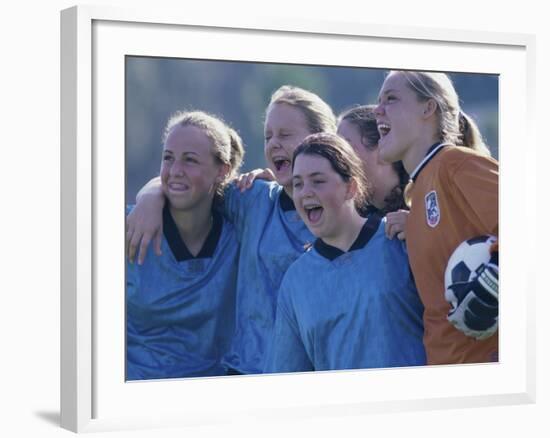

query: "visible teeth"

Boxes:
[273, 156, 289, 163]
[273, 157, 290, 171]
[303, 204, 321, 211]
[377, 123, 391, 136]
[169, 183, 188, 190]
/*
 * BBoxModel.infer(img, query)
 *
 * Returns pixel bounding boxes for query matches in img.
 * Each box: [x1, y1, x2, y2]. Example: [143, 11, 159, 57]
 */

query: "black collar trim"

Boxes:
[358, 203, 383, 220]
[314, 215, 382, 261]
[279, 188, 296, 211]
[163, 205, 223, 262]
[410, 142, 450, 182]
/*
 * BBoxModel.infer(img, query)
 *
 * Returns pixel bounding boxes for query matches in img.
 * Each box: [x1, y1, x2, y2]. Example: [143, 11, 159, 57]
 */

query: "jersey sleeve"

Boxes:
[264, 283, 313, 373]
[223, 180, 272, 227]
[447, 154, 499, 237]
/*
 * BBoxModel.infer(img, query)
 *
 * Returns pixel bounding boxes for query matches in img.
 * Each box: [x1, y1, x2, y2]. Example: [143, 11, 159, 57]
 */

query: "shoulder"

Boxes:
[219, 215, 237, 239]
[251, 180, 283, 200]
[277, 248, 318, 310]
[280, 247, 319, 285]
[219, 218, 241, 254]
[434, 146, 498, 182]
[366, 219, 406, 255]
[225, 179, 282, 204]
[438, 146, 498, 170]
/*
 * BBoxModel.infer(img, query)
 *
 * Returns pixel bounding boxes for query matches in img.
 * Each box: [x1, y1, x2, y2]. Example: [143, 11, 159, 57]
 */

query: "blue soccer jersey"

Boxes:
[264, 216, 426, 373]
[126, 205, 238, 380]
[221, 180, 315, 374]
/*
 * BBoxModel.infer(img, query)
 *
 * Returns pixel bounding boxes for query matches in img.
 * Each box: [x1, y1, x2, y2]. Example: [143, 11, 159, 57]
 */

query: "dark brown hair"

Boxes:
[339, 105, 409, 213]
[292, 132, 369, 212]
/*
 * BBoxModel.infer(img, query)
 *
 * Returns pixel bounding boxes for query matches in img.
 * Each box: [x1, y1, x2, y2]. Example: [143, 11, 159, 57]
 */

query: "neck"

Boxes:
[402, 133, 440, 175]
[169, 201, 213, 254]
[371, 190, 387, 210]
[321, 206, 366, 252]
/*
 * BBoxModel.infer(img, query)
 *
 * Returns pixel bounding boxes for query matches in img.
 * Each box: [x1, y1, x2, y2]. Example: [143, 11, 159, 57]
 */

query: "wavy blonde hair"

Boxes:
[163, 110, 245, 195]
[268, 85, 337, 134]
[392, 71, 490, 156]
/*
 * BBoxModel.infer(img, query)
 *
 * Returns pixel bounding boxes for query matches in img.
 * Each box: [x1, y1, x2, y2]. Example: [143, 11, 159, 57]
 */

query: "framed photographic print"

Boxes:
[61, 4, 536, 433]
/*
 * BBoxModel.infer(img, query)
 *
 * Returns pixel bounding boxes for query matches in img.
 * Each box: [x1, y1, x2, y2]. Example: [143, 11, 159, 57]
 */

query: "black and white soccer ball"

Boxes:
[444, 235, 497, 301]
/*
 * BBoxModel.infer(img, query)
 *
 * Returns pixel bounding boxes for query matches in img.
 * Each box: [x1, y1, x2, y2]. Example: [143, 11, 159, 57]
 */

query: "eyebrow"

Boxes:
[265, 128, 292, 134]
[163, 150, 199, 156]
[292, 171, 326, 180]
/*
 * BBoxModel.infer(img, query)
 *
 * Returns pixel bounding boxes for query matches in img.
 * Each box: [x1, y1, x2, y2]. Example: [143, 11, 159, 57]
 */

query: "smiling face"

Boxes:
[374, 72, 432, 167]
[292, 153, 354, 240]
[264, 103, 313, 189]
[337, 119, 399, 209]
[160, 125, 225, 212]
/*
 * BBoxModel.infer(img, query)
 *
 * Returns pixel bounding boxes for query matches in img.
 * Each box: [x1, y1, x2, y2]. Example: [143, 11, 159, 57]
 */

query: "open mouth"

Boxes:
[273, 156, 291, 172]
[377, 123, 391, 138]
[168, 182, 190, 192]
[304, 203, 323, 224]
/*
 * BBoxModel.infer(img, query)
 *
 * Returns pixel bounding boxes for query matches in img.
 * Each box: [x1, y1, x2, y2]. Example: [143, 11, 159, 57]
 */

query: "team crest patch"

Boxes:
[425, 190, 440, 228]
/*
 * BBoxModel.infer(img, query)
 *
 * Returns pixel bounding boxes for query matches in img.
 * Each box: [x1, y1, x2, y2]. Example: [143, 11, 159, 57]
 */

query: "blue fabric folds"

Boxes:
[126, 207, 239, 380]
[221, 181, 314, 374]
[265, 220, 426, 373]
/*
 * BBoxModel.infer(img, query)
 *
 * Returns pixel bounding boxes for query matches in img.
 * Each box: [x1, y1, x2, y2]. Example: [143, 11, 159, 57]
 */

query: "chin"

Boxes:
[166, 196, 192, 211]
[308, 222, 327, 239]
[379, 146, 399, 164]
[313, 230, 325, 239]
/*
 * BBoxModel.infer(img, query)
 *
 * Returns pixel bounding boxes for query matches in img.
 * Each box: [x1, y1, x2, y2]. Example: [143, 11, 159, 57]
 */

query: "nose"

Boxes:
[170, 160, 185, 177]
[300, 181, 315, 198]
[266, 137, 281, 151]
[374, 102, 384, 117]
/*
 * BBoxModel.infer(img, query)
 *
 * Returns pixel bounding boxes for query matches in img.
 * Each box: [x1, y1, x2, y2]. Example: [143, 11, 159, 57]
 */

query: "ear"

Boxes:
[345, 177, 358, 202]
[216, 163, 231, 184]
[422, 98, 438, 119]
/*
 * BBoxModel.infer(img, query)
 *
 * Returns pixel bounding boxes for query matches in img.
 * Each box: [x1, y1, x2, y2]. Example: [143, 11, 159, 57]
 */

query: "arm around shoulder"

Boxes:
[127, 177, 165, 265]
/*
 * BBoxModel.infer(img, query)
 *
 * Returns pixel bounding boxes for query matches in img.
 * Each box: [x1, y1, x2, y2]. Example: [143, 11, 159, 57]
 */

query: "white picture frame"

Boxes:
[60, 4, 536, 433]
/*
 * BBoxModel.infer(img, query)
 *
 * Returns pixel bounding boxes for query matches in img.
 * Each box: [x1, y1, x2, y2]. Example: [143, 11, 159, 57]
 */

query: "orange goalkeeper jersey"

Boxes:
[406, 144, 498, 365]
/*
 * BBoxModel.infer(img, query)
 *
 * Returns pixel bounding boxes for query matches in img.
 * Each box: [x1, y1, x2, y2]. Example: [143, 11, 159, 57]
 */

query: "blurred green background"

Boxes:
[125, 57, 498, 202]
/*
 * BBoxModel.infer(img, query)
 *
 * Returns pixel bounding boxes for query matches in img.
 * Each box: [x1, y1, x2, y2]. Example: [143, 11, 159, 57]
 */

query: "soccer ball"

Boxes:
[444, 235, 497, 299]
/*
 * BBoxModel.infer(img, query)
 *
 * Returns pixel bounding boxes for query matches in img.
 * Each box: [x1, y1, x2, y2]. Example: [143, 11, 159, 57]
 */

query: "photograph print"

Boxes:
[124, 56, 499, 381]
